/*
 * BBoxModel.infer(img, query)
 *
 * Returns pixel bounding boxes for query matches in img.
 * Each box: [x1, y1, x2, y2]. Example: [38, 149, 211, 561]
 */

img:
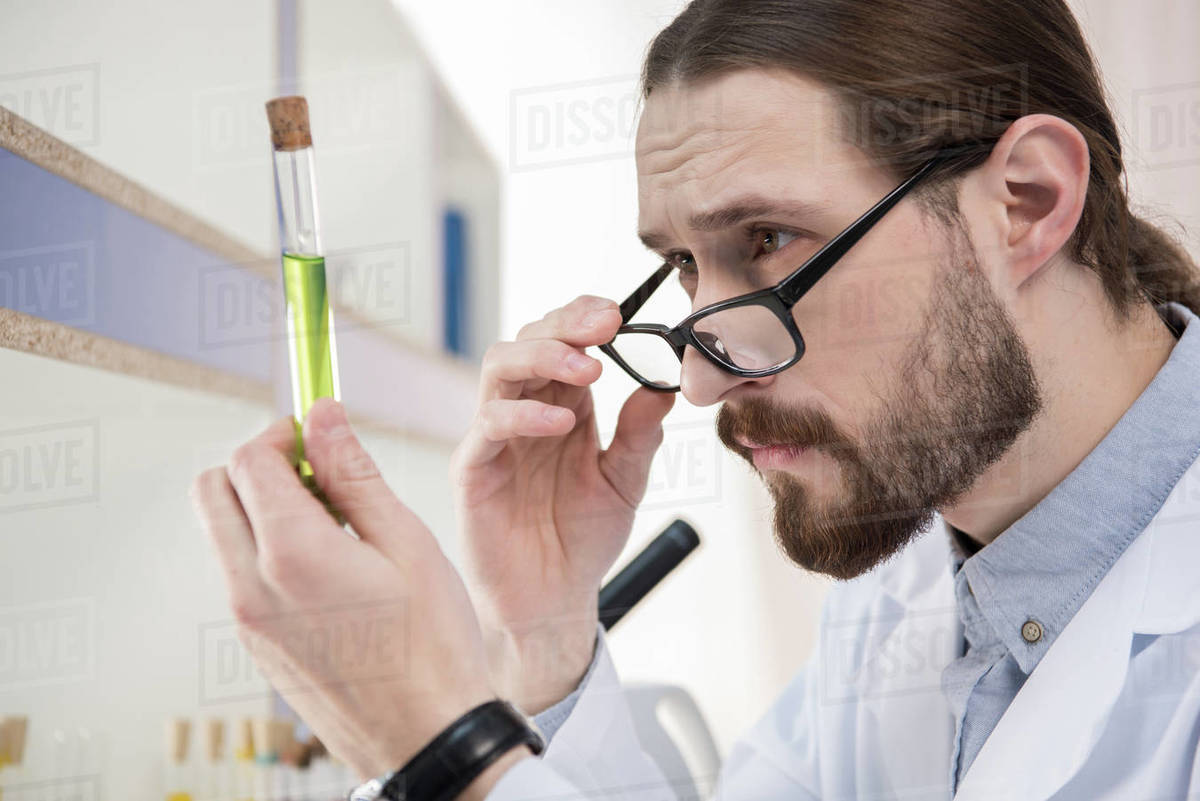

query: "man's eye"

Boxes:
[759, 229, 799, 255]
[668, 252, 697, 275]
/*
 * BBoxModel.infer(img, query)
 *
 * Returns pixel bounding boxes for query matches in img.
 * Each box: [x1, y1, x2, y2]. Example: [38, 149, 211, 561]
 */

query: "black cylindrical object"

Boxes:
[598, 519, 701, 631]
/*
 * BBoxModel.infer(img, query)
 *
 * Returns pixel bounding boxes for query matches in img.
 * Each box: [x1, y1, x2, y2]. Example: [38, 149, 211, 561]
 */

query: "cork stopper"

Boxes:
[252, 718, 277, 761]
[205, 719, 225, 762]
[265, 96, 313, 151]
[7, 717, 27, 764]
[292, 739, 316, 770]
[0, 717, 11, 765]
[302, 733, 328, 767]
[165, 718, 191, 764]
[274, 720, 303, 765]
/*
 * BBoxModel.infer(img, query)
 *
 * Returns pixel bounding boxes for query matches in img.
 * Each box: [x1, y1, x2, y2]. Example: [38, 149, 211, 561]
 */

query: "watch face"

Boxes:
[348, 777, 386, 801]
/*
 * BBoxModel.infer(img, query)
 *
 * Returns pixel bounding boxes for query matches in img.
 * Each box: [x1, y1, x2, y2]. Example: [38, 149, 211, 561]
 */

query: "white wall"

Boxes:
[1068, 0, 1200, 257]
[0, 0, 278, 252]
[0, 349, 274, 795]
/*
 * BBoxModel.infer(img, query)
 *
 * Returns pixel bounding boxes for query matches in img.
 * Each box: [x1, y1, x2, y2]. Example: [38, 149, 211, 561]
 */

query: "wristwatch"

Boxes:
[348, 700, 545, 801]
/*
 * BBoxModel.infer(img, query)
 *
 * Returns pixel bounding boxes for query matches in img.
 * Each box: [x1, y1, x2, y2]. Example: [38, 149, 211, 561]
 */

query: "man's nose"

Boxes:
[680, 345, 774, 406]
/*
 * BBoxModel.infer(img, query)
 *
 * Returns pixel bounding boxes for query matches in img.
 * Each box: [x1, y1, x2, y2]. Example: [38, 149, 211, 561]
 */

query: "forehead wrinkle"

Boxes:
[636, 92, 837, 255]
[637, 134, 766, 252]
[636, 126, 742, 177]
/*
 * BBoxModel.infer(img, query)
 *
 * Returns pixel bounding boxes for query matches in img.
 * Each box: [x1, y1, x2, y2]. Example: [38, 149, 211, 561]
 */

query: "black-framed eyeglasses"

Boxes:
[599, 155, 947, 393]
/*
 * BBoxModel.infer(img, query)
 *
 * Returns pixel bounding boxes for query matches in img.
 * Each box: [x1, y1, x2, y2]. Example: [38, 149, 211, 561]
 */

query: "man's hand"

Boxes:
[191, 398, 527, 788]
[451, 295, 675, 714]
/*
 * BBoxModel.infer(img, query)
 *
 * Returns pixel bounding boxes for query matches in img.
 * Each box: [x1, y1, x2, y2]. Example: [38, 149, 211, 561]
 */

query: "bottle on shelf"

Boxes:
[252, 718, 278, 801]
[0, 716, 29, 797]
[233, 718, 256, 801]
[164, 718, 193, 801]
[203, 719, 226, 801]
[272, 720, 303, 801]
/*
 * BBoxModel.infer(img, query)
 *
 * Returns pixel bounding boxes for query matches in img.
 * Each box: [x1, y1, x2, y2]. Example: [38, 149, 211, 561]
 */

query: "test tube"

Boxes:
[265, 96, 341, 501]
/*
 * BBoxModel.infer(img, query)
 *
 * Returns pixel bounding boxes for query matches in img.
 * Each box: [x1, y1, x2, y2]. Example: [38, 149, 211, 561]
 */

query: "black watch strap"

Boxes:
[379, 700, 545, 801]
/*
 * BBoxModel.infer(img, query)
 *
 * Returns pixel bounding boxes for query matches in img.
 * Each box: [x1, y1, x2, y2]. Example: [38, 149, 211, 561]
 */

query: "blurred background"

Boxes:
[0, 0, 1196, 798]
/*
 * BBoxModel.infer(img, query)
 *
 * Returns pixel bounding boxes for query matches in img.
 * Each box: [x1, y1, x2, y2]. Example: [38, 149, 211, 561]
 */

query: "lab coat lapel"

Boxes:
[870, 527, 961, 795]
[871, 599, 960, 795]
[951, 527, 1152, 801]
[947, 478, 1200, 801]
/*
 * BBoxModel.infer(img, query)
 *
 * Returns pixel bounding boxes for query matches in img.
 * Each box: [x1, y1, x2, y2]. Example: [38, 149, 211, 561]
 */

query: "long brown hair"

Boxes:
[642, 0, 1199, 320]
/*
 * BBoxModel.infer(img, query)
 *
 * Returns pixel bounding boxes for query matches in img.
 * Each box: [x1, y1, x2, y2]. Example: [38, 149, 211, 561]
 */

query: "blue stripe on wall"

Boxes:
[0, 146, 274, 382]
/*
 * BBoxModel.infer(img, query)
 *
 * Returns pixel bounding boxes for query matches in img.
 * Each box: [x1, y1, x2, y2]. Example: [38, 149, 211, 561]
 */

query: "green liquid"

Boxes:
[281, 252, 338, 501]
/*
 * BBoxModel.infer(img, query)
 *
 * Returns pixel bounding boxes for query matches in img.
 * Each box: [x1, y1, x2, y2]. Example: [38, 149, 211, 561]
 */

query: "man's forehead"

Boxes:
[634, 69, 875, 238]
[634, 69, 840, 164]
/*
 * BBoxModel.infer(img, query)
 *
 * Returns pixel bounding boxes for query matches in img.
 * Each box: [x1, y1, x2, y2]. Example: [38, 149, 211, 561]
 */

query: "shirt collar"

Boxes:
[944, 301, 1200, 674]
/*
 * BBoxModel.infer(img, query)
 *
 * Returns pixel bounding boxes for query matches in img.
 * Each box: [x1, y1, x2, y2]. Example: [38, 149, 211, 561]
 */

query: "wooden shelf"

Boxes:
[0, 105, 479, 446]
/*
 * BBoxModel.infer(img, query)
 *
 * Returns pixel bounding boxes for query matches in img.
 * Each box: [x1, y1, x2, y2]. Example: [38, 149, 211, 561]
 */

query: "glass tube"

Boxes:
[267, 97, 341, 499]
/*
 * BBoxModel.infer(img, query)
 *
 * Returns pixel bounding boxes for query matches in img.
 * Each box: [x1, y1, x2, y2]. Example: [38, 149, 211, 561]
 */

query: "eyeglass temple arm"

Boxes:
[617, 261, 675, 323]
[777, 156, 945, 306]
[615, 156, 946, 320]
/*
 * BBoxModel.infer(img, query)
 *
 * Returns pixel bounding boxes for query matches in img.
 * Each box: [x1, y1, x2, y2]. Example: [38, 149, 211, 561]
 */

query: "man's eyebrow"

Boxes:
[637, 196, 832, 251]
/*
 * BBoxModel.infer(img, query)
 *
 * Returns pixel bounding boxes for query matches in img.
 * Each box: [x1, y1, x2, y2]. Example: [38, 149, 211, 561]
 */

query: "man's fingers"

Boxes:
[302, 398, 426, 562]
[480, 339, 602, 402]
[249, 415, 299, 459]
[226, 420, 331, 581]
[452, 398, 577, 472]
[190, 466, 266, 604]
[515, 295, 621, 346]
[599, 388, 675, 507]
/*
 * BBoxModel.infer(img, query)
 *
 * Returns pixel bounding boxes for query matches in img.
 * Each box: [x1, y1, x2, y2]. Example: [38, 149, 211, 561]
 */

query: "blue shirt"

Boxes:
[535, 301, 1199, 793]
[940, 299, 1197, 792]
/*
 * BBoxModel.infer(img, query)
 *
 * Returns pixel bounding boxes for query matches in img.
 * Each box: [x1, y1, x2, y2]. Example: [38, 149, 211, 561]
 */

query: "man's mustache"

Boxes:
[715, 396, 850, 458]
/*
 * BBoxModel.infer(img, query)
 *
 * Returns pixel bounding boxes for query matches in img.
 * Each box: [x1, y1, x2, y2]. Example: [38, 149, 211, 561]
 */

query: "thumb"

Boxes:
[302, 398, 427, 560]
[599, 388, 675, 507]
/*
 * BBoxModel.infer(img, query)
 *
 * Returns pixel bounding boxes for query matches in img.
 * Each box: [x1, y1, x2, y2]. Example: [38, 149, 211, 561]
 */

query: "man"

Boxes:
[191, 0, 1200, 799]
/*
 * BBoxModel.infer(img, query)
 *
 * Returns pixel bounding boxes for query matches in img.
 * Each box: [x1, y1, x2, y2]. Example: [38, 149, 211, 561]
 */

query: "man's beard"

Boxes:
[716, 230, 1041, 581]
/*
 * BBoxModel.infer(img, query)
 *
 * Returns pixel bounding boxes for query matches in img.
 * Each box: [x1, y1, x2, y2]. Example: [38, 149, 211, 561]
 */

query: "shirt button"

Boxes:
[1021, 620, 1043, 643]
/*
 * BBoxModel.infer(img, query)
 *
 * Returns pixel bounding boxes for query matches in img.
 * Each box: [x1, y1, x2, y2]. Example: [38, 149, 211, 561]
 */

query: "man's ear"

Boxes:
[970, 114, 1090, 288]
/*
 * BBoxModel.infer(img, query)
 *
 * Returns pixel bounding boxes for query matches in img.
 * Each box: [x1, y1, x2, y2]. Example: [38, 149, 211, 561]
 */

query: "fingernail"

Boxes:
[543, 406, 569, 424]
[566, 352, 593, 371]
[308, 399, 350, 436]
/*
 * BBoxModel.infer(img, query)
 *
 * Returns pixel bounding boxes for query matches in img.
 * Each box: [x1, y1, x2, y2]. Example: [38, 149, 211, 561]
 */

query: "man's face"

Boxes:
[634, 69, 1041, 580]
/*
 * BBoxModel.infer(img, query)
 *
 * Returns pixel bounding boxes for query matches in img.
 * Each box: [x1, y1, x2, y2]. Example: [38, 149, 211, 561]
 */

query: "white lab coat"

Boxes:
[486, 450, 1200, 801]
